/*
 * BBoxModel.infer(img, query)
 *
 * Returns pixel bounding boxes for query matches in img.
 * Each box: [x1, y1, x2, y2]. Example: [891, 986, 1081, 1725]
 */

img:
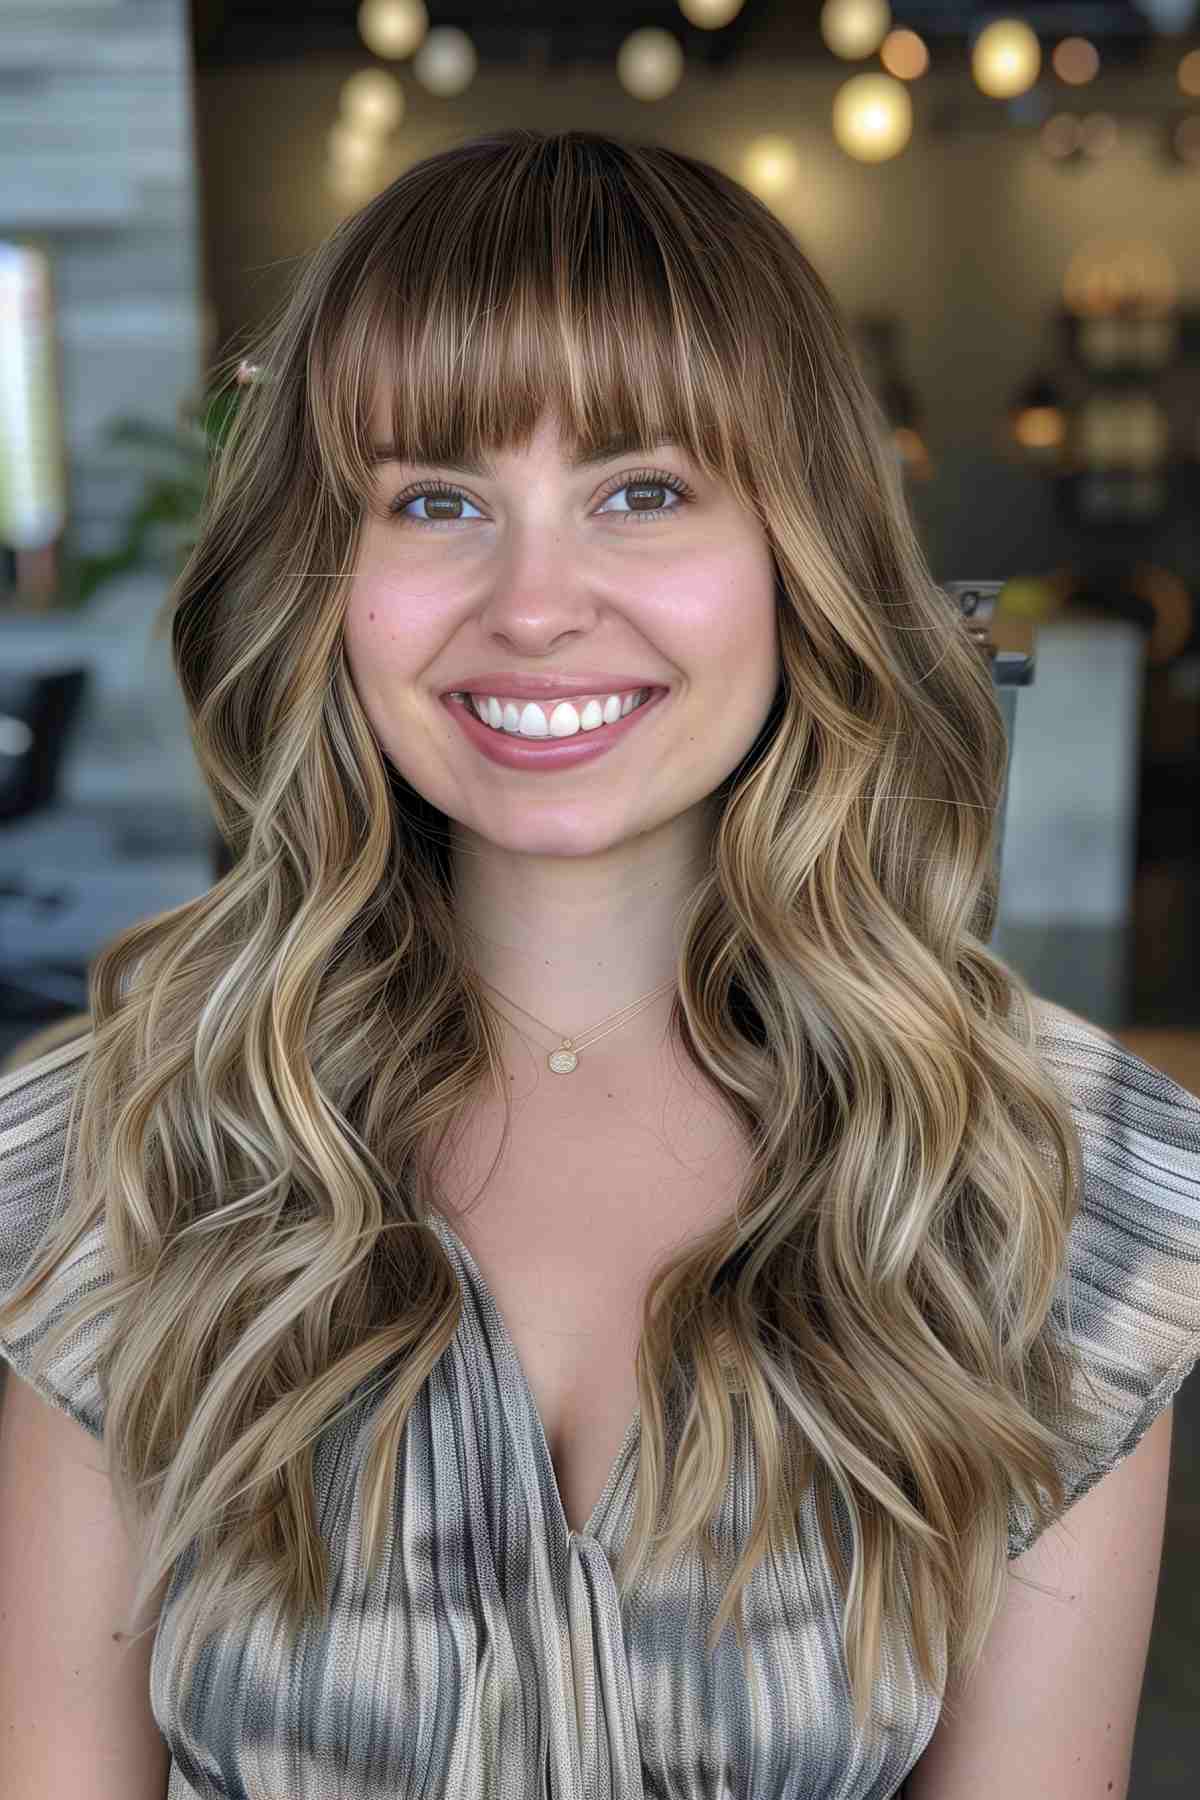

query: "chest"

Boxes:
[426, 1056, 752, 1536]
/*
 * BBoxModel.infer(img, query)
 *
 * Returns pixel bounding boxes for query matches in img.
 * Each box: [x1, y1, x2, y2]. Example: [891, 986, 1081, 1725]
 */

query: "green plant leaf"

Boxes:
[62, 380, 245, 607]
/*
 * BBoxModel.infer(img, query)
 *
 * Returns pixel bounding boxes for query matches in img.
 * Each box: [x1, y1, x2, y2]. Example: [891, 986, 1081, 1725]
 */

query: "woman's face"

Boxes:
[344, 400, 781, 864]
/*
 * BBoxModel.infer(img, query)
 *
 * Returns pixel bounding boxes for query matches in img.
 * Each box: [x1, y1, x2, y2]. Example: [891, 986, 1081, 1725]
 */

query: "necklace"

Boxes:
[476, 975, 677, 1073]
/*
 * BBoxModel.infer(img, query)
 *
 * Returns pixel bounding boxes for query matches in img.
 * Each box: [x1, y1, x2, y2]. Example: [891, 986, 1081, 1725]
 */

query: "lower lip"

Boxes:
[440, 687, 668, 771]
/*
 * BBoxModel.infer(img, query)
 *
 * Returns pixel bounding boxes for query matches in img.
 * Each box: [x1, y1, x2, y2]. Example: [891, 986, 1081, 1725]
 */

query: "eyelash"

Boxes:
[386, 467, 696, 529]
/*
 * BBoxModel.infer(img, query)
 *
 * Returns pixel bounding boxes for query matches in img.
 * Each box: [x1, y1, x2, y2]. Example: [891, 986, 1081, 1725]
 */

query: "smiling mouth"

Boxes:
[447, 687, 657, 738]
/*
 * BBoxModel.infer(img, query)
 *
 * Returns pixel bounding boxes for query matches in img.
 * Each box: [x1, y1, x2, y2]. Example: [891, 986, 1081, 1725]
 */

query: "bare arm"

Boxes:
[0, 1365, 171, 1798]
[905, 1403, 1173, 1800]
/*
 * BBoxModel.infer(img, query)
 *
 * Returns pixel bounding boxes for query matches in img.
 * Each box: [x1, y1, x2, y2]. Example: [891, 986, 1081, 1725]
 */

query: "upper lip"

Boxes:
[442, 672, 666, 699]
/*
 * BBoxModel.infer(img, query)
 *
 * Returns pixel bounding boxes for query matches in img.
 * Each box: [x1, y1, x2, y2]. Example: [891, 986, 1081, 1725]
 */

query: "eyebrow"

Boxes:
[367, 430, 679, 475]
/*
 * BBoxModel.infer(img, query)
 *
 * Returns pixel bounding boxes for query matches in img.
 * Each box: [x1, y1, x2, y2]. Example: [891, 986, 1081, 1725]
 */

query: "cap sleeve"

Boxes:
[1008, 1000, 1200, 1559]
[0, 1033, 111, 1443]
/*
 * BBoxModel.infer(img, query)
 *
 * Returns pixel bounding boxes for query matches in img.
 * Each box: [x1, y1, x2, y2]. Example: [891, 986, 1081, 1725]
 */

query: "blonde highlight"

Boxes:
[1, 127, 1094, 1752]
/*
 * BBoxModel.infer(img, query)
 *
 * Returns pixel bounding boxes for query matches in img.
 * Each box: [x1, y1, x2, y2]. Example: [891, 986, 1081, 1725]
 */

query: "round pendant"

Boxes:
[548, 1048, 578, 1073]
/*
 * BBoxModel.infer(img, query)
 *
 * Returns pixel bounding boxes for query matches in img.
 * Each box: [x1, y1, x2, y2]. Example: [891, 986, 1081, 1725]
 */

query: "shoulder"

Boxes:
[907, 996, 1195, 1794]
[1028, 996, 1200, 1232]
[0, 1029, 93, 1123]
[1026, 994, 1200, 1185]
[1007, 992, 1200, 1559]
[0, 1027, 95, 1214]
[0, 1031, 110, 1443]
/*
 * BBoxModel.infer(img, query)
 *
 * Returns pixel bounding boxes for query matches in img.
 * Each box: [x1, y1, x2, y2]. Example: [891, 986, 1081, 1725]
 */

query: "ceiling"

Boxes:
[191, 1, 1156, 71]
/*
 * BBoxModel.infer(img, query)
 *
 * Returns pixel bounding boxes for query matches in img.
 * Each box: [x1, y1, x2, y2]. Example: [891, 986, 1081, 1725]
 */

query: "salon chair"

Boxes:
[1, 584, 1029, 1077]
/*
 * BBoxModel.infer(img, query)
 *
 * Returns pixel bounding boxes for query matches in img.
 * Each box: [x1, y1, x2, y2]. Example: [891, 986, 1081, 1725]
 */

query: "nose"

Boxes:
[471, 534, 603, 652]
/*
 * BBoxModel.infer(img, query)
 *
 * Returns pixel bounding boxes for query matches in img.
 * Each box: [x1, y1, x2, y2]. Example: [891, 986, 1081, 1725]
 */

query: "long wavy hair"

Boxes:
[1, 127, 1092, 1747]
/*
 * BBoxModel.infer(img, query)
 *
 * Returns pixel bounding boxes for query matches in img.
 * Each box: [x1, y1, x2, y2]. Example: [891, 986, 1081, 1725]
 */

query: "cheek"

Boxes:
[347, 563, 399, 641]
[654, 551, 777, 665]
[343, 579, 419, 740]
[344, 564, 437, 681]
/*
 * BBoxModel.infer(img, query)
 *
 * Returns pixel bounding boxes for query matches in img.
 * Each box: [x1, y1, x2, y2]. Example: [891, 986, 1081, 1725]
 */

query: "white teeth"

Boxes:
[465, 688, 651, 738]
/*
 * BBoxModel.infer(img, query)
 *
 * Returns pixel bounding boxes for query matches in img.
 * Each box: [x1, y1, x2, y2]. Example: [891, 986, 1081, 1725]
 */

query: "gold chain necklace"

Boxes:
[476, 975, 677, 1073]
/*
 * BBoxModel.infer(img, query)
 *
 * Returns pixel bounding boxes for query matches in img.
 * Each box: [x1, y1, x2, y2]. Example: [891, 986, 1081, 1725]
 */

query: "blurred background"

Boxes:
[0, 2, 1198, 1786]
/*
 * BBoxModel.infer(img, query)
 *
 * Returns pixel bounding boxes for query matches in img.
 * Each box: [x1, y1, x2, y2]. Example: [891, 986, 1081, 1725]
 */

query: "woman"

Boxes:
[2, 127, 1198, 1800]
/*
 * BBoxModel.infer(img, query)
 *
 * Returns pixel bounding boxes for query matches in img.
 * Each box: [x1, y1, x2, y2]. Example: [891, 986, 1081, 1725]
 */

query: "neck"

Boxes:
[471, 964, 678, 1061]
[450, 811, 714, 1038]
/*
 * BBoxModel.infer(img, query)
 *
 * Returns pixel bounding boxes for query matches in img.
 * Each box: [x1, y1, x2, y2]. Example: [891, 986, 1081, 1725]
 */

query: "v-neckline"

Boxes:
[428, 1210, 642, 1545]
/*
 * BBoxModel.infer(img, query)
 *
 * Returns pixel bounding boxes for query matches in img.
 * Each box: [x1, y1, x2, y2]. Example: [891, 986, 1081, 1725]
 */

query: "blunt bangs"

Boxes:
[307, 132, 780, 521]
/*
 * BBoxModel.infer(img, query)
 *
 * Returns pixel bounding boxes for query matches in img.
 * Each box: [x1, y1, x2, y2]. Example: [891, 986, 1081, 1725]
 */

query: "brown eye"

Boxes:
[387, 481, 479, 525]
[387, 468, 695, 529]
[596, 473, 691, 522]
